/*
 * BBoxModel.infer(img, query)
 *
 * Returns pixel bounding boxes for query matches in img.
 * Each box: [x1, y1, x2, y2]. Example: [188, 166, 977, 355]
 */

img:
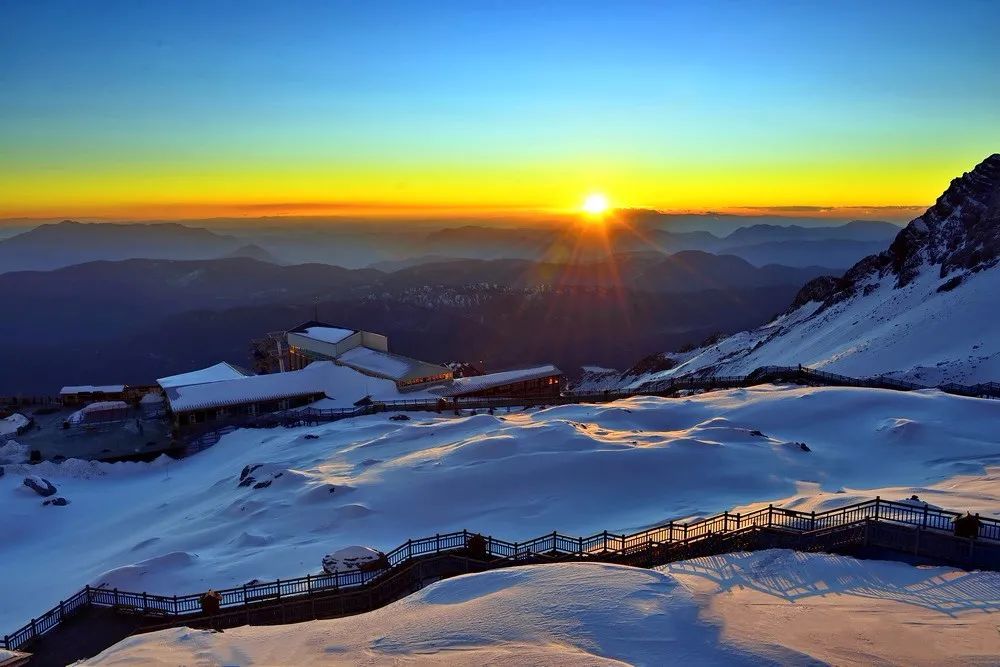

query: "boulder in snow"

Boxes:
[321, 546, 387, 575]
[43, 497, 69, 506]
[23, 475, 57, 497]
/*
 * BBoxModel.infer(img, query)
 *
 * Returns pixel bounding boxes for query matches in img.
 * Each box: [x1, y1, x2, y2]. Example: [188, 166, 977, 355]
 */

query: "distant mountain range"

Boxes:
[583, 153, 1000, 388]
[0, 251, 837, 393]
[0, 220, 246, 272]
[0, 217, 899, 274]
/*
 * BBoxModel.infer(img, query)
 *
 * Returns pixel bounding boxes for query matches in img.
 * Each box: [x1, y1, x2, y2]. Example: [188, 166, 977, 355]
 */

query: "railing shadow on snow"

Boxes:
[661, 549, 1000, 615]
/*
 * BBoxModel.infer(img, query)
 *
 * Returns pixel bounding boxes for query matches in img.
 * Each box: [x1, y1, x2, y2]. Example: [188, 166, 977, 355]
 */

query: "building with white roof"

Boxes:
[284, 321, 451, 391]
[443, 365, 563, 399]
[156, 362, 250, 389]
[59, 384, 127, 406]
[158, 322, 564, 430]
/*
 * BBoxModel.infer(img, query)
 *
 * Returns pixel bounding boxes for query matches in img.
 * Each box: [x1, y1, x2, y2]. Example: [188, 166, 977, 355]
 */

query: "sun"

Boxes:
[581, 192, 609, 216]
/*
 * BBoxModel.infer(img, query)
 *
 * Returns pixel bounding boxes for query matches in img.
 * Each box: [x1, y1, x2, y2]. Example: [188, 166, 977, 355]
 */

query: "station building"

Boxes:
[159, 322, 564, 429]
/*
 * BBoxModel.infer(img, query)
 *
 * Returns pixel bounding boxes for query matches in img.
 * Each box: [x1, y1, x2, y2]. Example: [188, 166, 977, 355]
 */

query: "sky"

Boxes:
[1, 0, 999, 220]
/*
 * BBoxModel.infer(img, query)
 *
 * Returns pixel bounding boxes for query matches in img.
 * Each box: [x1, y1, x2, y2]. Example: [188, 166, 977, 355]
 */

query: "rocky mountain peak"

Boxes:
[791, 153, 1000, 310]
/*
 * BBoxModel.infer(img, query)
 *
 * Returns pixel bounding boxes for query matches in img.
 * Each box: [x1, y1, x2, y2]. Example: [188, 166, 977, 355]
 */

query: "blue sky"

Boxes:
[2, 1, 999, 217]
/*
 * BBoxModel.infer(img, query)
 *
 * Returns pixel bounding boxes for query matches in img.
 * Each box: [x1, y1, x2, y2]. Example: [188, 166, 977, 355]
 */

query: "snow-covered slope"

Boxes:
[83, 552, 1000, 666]
[599, 154, 1000, 388]
[2, 386, 999, 631]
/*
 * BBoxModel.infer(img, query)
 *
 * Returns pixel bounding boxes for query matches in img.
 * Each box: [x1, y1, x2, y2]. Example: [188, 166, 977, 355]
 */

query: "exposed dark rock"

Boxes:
[625, 352, 678, 377]
[252, 479, 272, 490]
[389, 414, 411, 421]
[937, 275, 963, 292]
[23, 476, 57, 497]
[789, 275, 841, 311]
[798, 442, 811, 452]
[240, 464, 262, 482]
[303, 434, 319, 440]
[43, 497, 69, 506]
[238, 476, 256, 488]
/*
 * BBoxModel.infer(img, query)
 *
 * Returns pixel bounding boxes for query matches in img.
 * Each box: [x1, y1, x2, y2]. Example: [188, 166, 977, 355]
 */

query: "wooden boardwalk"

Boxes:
[7, 497, 1000, 665]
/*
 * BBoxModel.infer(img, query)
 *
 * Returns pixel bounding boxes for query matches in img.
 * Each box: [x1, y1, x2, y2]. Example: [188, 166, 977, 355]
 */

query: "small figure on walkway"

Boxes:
[200, 589, 221, 615]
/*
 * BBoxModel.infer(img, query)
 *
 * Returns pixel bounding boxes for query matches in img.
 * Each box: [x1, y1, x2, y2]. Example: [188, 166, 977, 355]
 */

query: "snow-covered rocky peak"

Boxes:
[797, 153, 1000, 311]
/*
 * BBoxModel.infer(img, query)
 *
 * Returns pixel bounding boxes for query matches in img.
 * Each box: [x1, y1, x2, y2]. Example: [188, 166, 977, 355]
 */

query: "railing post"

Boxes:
[276, 579, 281, 601]
[922, 504, 928, 528]
[436, 533, 440, 553]
[552, 530, 558, 552]
[142, 592, 148, 613]
[768, 504, 773, 527]
[173, 595, 178, 615]
[306, 573, 312, 596]
[810, 511, 816, 531]
[114, 588, 119, 607]
[578, 536, 583, 556]
[603, 530, 608, 552]
[407, 539, 413, 560]
[724, 511, 729, 531]
[85, 584, 91, 605]
[30, 618, 36, 640]
[59, 600, 65, 621]
[874, 496, 880, 520]
[735, 513, 741, 530]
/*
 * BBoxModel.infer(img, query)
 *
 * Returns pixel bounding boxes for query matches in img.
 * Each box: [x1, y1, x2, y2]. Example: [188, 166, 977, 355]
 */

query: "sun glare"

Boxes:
[581, 192, 609, 216]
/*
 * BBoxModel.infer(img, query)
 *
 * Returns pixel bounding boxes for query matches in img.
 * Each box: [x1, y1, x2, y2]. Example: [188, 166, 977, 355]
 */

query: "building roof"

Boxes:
[444, 365, 562, 396]
[288, 321, 356, 345]
[157, 362, 251, 389]
[60, 384, 125, 394]
[337, 346, 450, 383]
[165, 362, 332, 413]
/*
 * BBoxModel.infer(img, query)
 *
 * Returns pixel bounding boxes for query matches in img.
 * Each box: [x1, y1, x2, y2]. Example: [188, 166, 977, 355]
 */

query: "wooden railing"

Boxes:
[5, 497, 998, 652]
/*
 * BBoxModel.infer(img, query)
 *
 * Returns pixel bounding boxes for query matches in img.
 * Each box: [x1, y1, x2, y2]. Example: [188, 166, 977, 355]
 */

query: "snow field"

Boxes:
[1, 385, 998, 633]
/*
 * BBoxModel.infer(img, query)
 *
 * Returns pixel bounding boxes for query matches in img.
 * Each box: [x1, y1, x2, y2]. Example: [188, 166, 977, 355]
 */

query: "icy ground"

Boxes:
[83, 551, 1000, 666]
[2, 385, 999, 632]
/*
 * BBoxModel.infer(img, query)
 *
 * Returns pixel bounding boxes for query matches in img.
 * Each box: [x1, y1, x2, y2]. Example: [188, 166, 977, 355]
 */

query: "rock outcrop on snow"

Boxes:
[23, 476, 57, 497]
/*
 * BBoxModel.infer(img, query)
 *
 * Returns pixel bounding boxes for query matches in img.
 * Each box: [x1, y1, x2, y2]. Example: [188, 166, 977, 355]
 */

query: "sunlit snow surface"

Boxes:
[2, 385, 999, 632]
[83, 552, 1000, 666]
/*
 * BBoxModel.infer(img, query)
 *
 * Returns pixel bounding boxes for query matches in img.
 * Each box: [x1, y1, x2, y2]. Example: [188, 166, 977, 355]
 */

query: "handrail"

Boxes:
[4, 496, 997, 651]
